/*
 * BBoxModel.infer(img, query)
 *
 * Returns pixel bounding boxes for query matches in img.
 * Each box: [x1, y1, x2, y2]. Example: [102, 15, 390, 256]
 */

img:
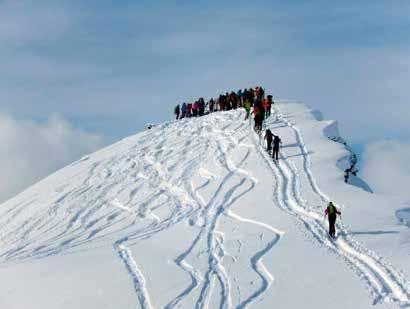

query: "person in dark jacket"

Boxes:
[258, 86, 265, 100]
[192, 101, 198, 117]
[180, 103, 187, 119]
[272, 134, 282, 161]
[225, 92, 232, 110]
[209, 99, 215, 112]
[237, 89, 243, 106]
[325, 202, 341, 238]
[174, 104, 180, 120]
[264, 129, 273, 152]
[187, 103, 192, 117]
[218, 94, 225, 111]
[266, 95, 273, 117]
[199, 98, 205, 116]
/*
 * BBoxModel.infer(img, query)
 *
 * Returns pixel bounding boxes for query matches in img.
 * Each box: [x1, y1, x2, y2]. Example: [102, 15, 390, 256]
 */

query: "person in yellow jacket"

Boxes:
[244, 99, 251, 120]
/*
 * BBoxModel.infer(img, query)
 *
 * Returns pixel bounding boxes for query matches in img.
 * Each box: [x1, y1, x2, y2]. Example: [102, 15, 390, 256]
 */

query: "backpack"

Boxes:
[327, 202, 336, 215]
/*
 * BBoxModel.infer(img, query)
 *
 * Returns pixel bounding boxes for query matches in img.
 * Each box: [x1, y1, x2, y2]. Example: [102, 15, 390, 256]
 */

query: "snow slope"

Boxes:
[1, 102, 410, 309]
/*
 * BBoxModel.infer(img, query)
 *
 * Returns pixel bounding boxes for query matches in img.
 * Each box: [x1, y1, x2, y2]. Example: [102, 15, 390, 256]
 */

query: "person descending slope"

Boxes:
[272, 134, 282, 161]
[174, 104, 180, 120]
[325, 201, 341, 238]
[264, 129, 273, 152]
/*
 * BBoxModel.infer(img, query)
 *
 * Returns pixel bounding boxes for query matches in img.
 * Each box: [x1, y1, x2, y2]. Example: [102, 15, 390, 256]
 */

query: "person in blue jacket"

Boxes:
[180, 103, 187, 119]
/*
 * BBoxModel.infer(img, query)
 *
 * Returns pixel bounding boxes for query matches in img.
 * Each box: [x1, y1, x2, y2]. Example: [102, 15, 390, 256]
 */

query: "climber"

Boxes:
[258, 86, 265, 100]
[174, 104, 180, 120]
[324, 201, 341, 238]
[262, 99, 269, 119]
[266, 95, 273, 117]
[272, 134, 282, 161]
[198, 98, 205, 116]
[264, 129, 273, 152]
[192, 101, 198, 117]
[244, 99, 251, 120]
[237, 89, 243, 106]
[180, 103, 187, 119]
[253, 106, 263, 133]
[187, 103, 192, 117]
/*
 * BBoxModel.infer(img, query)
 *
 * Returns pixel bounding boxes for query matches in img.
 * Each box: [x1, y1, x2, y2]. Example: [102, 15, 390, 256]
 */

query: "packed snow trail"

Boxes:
[254, 105, 410, 307]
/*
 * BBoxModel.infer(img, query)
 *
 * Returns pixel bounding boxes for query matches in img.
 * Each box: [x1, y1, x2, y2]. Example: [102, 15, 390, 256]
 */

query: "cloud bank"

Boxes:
[0, 113, 106, 203]
[361, 140, 410, 199]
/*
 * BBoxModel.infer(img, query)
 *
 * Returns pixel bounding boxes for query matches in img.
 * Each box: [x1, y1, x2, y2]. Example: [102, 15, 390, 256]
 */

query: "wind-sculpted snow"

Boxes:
[0, 111, 283, 308]
[1, 103, 410, 308]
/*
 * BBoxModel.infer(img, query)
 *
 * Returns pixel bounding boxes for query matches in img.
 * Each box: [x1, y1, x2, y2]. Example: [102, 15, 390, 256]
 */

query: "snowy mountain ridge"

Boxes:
[0, 101, 409, 309]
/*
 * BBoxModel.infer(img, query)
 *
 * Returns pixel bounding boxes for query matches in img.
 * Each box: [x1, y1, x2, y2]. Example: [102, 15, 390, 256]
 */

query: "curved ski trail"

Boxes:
[255, 106, 410, 307]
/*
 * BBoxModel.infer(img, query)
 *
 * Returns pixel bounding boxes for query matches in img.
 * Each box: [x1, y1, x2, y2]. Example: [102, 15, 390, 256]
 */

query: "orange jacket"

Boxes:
[262, 99, 268, 108]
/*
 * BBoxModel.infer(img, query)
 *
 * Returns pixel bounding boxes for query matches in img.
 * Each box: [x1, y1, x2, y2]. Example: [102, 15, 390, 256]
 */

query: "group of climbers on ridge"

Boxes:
[174, 86, 273, 126]
[174, 86, 342, 239]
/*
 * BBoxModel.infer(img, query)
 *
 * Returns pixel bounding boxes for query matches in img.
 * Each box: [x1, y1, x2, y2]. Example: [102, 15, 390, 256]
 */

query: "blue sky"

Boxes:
[0, 0, 409, 201]
[1, 0, 409, 140]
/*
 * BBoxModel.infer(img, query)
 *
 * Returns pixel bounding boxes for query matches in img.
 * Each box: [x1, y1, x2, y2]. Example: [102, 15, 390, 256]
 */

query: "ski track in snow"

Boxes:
[0, 111, 284, 309]
[115, 240, 154, 309]
[2, 104, 410, 308]
[169, 112, 283, 309]
[254, 106, 410, 307]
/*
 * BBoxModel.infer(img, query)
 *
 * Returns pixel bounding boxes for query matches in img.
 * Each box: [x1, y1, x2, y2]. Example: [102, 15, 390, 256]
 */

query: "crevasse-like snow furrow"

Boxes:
[257, 106, 410, 307]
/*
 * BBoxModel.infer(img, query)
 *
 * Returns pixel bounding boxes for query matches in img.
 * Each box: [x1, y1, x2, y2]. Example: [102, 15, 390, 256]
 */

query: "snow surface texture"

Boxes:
[1, 102, 410, 309]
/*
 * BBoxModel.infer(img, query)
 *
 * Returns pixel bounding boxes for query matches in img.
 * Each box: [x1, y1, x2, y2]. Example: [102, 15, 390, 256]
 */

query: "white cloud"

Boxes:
[361, 140, 410, 199]
[0, 113, 107, 203]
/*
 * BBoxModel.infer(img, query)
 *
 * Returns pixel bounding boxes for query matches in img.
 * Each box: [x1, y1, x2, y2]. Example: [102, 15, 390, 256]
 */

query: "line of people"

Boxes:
[263, 122, 341, 238]
[264, 129, 341, 238]
[173, 86, 273, 125]
[174, 86, 282, 155]
[174, 86, 281, 160]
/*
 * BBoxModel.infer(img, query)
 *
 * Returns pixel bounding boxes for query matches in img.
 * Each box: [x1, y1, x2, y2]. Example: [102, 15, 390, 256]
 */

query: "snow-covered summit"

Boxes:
[0, 102, 409, 309]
